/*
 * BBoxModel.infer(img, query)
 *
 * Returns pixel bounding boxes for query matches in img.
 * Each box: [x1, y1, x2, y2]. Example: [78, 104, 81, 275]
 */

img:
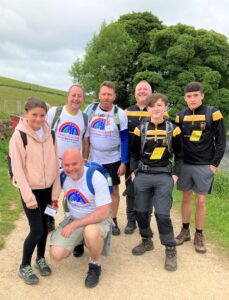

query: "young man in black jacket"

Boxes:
[175, 82, 226, 253]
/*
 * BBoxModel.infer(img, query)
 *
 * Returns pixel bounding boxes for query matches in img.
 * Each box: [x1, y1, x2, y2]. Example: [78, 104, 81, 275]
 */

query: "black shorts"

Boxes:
[102, 161, 121, 186]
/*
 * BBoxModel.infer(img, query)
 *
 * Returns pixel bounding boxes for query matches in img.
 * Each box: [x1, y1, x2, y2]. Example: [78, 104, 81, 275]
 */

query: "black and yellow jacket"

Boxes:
[130, 120, 183, 176]
[125, 105, 169, 150]
[175, 104, 226, 167]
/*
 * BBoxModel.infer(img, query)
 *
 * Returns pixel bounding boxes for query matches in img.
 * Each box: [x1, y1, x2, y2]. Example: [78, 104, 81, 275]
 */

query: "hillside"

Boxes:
[0, 76, 67, 115]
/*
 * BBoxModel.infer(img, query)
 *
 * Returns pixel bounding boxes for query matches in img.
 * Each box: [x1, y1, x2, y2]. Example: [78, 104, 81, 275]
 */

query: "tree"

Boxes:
[70, 12, 229, 127]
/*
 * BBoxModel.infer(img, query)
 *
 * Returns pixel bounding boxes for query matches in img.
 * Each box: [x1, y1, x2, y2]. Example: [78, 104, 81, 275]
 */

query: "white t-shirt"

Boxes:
[62, 166, 112, 219]
[85, 104, 128, 164]
[35, 127, 44, 141]
[46, 106, 89, 159]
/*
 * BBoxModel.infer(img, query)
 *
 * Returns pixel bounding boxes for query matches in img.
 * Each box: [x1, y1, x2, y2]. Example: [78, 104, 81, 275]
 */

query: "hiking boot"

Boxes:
[112, 219, 120, 236]
[73, 243, 84, 258]
[47, 216, 55, 232]
[165, 246, 177, 272]
[18, 265, 39, 285]
[35, 258, 52, 276]
[175, 228, 191, 245]
[194, 232, 207, 253]
[85, 263, 101, 288]
[124, 221, 137, 235]
[132, 238, 154, 256]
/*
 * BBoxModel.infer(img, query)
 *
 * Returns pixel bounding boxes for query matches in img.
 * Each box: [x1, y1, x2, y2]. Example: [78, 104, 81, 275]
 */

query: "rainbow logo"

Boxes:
[90, 118, 106, 130]
[59, 122, 80, 135]
[66, 189, 90, 206]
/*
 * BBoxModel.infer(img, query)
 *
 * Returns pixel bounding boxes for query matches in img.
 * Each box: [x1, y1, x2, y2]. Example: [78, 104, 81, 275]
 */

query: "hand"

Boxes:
[210, 165, 217, 174]
[172, 175, 178, 184]
[26, 201, 38, 210]
[52, 200, 59, 209]
[117, 163, 126, 177]
[61, 222, 75, 238]
[131, 172, 135, 182]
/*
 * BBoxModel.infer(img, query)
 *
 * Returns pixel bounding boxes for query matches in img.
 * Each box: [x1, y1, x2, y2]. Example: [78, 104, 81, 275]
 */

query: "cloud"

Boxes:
[0, 0, 228, 90]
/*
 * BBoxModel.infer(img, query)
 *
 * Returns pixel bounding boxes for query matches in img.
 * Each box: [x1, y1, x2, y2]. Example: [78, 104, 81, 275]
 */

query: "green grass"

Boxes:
[173, 172, 229, 254]
[0, 139, 22, 249]
[0, 76, 94, 115]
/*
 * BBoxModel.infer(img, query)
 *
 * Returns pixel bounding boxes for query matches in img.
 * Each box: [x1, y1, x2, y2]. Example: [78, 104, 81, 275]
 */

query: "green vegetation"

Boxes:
[0, 139, 22, 249]
[70, 11, 229, 127]
[0, 76, 67, 114]
[173, 172, 229, 254]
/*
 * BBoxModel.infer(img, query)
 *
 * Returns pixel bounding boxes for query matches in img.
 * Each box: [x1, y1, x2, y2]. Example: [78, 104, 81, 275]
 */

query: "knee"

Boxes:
[50, 246, 70, 261]
[84, 224, 101, 241]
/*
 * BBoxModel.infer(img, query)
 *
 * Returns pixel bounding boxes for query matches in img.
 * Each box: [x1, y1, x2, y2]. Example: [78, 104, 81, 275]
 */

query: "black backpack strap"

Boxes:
[51, 130, 55, 144]
[178, 108, 187, 125]
[19, 131, 27, 148]
[113, 105, 120, 131]
[51, 105, 63, 130]
[82, 112, 88, 139]
[205, 106, 213, 128]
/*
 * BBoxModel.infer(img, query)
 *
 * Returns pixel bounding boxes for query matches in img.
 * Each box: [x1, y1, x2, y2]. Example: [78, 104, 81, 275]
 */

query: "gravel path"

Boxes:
[0, 180, 229, 300]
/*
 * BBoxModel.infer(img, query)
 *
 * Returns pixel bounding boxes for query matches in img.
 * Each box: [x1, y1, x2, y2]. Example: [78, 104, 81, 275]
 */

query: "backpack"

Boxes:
[140, 118, 175, 154]
[87, 102, 120, 131]
[60, 162, 113, 212]
[51, 105, 88, 138]
[8, 130, 55, 181]
[178, 106, 213, 128]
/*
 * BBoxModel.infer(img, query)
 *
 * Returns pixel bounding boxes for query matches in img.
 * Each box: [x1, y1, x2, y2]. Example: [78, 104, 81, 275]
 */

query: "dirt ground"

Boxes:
[0, 180, 229, 300]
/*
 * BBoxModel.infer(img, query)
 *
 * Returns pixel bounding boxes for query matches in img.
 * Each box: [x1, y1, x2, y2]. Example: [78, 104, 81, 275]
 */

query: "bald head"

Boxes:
[135, 80, 153, 108]
[62, 148, 84, 180]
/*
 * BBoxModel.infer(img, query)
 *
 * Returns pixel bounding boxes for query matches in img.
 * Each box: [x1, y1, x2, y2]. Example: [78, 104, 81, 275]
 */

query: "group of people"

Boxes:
[9, 80, 226, 288]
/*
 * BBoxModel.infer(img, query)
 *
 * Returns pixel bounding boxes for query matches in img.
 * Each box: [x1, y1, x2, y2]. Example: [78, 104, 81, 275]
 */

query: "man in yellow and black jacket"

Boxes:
[124, 80, 153, 234]
[175, 81, 226, 254]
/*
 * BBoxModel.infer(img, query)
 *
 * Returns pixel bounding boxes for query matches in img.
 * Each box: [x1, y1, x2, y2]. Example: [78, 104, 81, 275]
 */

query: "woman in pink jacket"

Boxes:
[9, 97, 60, 285]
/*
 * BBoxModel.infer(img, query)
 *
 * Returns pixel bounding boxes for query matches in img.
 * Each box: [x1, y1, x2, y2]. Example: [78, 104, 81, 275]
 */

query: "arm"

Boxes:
[130, 127, 141, 173]
[61, 203, 110, 238]
[211, 112, 226, 168]
[51, 139, 61, 206]
[82, 137, 90, 161]
[172, 126, 183, 177]
[9, 133, 37, 208]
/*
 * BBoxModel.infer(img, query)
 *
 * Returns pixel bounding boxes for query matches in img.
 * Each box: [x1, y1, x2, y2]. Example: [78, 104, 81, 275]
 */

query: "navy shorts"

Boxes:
[102, 161, 121, 186]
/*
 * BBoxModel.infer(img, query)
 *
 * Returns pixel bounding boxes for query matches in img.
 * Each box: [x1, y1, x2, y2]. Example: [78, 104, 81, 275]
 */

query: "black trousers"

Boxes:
[20, 187, 52, 266]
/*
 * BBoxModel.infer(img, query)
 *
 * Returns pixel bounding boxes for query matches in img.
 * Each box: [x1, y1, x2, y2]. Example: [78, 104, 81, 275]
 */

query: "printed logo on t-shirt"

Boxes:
[90, 117, 114, 136]
[58, 122, 81, 142]
[90, 118, 106, 130]
[66, 189, 90, 207]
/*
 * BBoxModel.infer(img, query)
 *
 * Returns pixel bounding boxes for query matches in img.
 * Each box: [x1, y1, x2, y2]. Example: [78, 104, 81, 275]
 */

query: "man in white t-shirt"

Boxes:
[46, 84, 89, 241]
[84, 81, 129, 235]
[46, 84, 89, 163]
[50, 148, 112, 288]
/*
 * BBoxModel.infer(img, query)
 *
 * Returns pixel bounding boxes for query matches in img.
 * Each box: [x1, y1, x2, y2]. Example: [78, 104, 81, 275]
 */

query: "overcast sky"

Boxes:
[0, 0, 228, 91]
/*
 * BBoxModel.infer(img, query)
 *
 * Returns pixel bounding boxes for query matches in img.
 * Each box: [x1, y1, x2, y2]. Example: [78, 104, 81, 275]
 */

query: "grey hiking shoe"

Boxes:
[165, 246, 177, 272]
[18, 265, 39, 285]
[124, 221, 137, 235]
[35, 258, 52, 276]
[194, 232, 207, 253]
[175, 228, 191, 245]
[132, 238, 154, 256]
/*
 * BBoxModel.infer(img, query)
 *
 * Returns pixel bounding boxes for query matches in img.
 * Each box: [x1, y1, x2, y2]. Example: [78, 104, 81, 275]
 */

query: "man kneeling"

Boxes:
[50, 148, 112, 288]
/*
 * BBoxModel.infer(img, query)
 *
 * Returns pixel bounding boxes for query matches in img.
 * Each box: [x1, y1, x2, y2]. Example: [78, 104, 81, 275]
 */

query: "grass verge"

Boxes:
[173, 171, 229, 254]
[0, 139, 22, 249]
